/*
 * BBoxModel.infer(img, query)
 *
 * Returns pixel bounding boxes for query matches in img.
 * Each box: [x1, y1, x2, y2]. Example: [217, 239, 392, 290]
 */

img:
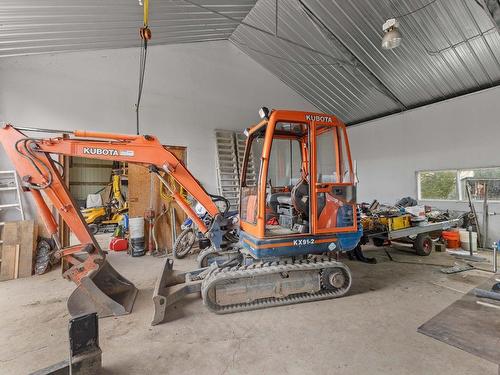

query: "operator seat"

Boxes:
[291, 178, 309, 217]
[267, 192, 291, 214]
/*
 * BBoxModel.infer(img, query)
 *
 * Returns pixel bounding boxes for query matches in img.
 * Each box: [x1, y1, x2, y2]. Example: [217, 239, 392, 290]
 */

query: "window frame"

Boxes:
[416, 166, 500, 202]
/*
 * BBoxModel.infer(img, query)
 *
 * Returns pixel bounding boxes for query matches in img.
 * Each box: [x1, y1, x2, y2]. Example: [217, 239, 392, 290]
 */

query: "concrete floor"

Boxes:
[0, 240, 498, 375]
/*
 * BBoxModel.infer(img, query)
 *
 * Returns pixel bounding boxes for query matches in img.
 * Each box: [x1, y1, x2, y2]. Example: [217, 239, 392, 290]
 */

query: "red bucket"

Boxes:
[442, 231, 460, 249]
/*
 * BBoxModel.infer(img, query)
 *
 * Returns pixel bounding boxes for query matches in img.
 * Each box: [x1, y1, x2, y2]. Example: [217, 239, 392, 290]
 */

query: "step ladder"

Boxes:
[215, 130, 241, 210]
[0, 171, 25, 245]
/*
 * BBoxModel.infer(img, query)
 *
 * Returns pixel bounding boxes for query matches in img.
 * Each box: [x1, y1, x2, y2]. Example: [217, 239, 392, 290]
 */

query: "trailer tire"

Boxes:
[415, 234, 433, 256]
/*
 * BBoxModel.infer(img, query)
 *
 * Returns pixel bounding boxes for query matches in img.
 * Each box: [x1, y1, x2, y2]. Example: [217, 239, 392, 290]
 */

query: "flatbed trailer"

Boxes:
[361, 219, 460, 256]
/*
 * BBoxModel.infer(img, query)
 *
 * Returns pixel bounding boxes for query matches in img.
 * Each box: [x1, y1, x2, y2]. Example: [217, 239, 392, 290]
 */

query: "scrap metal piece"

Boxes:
[474, 287, 500, 301]
[30, 313, 102, 375]
[440, 263, 474, 274]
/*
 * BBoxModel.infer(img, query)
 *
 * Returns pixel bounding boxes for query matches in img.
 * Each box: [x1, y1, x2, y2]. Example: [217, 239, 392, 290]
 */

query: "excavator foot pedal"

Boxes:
[67, 260, 138, 318]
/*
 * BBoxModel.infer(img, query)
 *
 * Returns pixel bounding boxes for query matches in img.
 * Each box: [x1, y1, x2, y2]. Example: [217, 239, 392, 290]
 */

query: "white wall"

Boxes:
[0, 41, 317, 219]
[348, 86, 500, 244]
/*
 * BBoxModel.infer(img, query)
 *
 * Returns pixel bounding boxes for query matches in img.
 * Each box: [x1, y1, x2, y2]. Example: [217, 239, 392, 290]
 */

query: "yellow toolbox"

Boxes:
[378, 214, 411, 231]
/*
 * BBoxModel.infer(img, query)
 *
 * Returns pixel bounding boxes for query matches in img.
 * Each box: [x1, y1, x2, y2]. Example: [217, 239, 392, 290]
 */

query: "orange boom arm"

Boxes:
[0, 124, 221, 293]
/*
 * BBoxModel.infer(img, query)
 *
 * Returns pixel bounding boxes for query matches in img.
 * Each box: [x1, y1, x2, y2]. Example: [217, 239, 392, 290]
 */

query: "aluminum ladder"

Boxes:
[215, 130, 240, 209]
[0, 171, 25, 245]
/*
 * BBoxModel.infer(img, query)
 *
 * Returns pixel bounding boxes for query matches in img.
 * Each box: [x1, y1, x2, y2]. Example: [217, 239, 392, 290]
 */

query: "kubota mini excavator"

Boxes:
[0, 108, 363, 323]
[152, 108, 363, 324]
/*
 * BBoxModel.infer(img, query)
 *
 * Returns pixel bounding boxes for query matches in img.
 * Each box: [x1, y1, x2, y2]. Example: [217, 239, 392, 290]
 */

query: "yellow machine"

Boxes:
[81, 172, 128, 234]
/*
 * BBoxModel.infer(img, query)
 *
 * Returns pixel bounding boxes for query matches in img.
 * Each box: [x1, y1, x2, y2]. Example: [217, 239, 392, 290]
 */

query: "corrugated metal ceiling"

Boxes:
[231, 0, 500, 124]
[0, 0, 256, 57]
[1, 0, 499, 124]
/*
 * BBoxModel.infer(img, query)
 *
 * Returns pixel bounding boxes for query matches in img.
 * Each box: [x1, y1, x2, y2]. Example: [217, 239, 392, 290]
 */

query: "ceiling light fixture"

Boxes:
[381, 18, 402, 50]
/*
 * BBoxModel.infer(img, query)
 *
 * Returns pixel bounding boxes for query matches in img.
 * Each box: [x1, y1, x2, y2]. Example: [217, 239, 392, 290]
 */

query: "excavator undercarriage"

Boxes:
[152, 254, 351, 324]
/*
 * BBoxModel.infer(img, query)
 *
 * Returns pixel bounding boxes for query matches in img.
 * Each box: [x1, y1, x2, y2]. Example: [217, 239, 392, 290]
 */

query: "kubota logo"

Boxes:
[305, 114, 333, 123]
[83, 147, 119, 156]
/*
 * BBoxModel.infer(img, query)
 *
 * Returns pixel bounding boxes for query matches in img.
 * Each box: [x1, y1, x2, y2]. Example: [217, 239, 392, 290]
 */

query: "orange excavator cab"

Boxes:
[238, 109, 361, 258]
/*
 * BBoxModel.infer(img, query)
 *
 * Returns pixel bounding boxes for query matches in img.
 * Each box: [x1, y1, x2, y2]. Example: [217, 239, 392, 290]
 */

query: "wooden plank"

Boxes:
[2, 220, 37, 278]
[18, 220, 37, 278]
[14, 244, 20, 279]
[0, 245, 16, 281]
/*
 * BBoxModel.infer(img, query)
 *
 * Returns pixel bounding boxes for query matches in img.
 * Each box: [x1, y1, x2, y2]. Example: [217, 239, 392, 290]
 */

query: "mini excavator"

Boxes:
[151, 108, 363, 324]
[0, 108, 363, 322]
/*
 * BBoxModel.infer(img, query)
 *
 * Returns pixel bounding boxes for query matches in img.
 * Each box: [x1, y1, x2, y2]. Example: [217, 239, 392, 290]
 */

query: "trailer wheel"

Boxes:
[415, 234, 433, 256]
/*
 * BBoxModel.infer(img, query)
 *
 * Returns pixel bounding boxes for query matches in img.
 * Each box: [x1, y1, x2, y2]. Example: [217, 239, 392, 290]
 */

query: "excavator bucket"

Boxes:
[67, 260, 138, 318]
[151, 258, 203, 325]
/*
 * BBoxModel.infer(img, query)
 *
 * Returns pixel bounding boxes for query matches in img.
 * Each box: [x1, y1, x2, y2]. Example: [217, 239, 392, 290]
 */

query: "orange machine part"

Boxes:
[240, 110, 357, 239]
[0, 124, 222, 286]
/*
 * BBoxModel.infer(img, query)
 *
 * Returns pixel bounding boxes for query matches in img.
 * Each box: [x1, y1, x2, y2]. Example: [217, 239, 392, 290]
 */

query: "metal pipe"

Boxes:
[170, 206, 177, 244]
[73, 130, 141, 141]
[493, 242, 498, 274]
[483, 182, 489, 249]
[11, 125, 74, 134]
[468, 226, 474, 257]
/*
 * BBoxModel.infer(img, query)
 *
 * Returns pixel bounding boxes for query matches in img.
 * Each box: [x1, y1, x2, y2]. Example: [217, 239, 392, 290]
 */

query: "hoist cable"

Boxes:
[136, 0, 150, 135]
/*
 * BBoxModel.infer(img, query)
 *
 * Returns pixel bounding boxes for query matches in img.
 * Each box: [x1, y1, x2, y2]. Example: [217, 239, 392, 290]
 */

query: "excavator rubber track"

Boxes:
[201, 258, 352, 314]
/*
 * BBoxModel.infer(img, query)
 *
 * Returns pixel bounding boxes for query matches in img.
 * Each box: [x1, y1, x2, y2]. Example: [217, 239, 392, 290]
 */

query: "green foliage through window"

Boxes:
[418, 167, 500, 201]
[419, 171, 458, 200]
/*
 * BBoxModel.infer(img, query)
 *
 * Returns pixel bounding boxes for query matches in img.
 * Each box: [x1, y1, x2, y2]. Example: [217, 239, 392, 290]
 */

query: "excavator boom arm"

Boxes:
[1, 125, 220, 242]
[0, 124, 224, 317]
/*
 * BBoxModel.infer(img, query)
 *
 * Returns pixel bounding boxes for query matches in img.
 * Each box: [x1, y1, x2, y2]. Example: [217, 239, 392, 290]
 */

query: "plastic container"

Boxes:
[129, 217, 144, 239]
[122, 214, 129, 231]
[109, 237, 128, 252]
[442, 231, 460, 249]
[129, 217, 145, 257]
[459, 229, 478, 252]
[130, 238, 145, 257]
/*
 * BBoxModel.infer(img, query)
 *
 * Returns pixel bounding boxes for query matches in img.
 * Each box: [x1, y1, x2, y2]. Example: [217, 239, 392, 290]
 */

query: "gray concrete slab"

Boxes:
[0, 244, 497, 375]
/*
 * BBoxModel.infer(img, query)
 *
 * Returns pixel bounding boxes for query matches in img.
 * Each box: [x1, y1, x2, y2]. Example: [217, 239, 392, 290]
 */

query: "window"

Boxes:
[316, 126, 338, 183]
[418, 167, 500, 201]
[268, 138, 301, 187]
[316, 125, 352, 184]
[419, 170, 458, 200]
[240, 127, 265, 224]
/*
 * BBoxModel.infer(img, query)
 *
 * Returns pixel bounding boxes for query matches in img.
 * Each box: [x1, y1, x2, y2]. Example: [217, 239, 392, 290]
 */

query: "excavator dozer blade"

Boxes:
[151, 258, 203, 325]
[67, 260, 138, 318]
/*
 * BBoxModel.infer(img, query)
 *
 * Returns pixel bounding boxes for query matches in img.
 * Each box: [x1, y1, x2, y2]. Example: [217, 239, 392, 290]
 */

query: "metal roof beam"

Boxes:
[297, 0, 407, 111]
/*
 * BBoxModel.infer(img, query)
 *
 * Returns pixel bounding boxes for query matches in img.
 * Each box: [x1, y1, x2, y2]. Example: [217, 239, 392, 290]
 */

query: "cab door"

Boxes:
[311, 122, 357, 234]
